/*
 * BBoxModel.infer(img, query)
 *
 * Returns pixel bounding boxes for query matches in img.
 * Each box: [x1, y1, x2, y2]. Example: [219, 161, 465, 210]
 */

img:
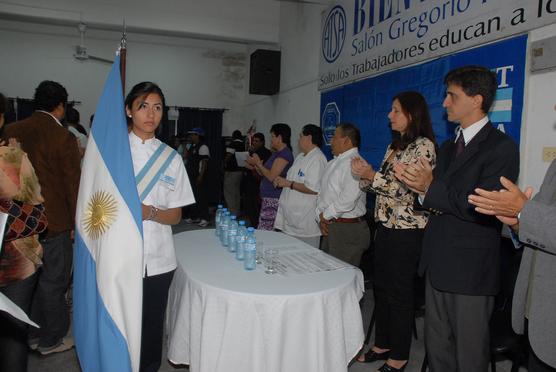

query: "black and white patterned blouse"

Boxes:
[360, 136, 436, 229]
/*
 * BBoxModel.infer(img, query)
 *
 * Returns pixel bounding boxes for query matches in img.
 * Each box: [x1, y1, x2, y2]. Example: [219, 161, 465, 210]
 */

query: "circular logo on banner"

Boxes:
[322, 102, 341, 145]
[322, 5, 346, 63]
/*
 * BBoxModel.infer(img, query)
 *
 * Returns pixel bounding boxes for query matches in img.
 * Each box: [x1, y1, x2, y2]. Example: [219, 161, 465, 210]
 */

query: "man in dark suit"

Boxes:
[4, 81, 81, 355]
[395, 66, 519, 372]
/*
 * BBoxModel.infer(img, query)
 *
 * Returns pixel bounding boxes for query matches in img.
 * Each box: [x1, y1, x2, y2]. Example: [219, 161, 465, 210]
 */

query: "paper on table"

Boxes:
[0, 211, 39, 327]
[234, 151, 249, 167]
[272, 251, 352, 275]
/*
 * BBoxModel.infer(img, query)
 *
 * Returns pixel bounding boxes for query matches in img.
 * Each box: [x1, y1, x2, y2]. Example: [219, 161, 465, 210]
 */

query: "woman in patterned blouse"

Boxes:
[352, 91, 436, 372]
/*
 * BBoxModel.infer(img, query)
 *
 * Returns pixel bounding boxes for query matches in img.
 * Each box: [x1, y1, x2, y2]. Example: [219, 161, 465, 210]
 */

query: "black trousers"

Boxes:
[424, 275, 494, 372]
[190, 179, 209, 221]
[139, 270, 175, 372]
[373, 225, 423, 360]
[30, 231, 73, 347]
[0, 273, 37, 372]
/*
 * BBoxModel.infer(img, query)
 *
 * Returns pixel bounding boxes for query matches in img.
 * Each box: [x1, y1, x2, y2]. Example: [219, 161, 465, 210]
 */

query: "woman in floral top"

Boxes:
[0, 92, 47, 372]
[352, 91, 436, 372]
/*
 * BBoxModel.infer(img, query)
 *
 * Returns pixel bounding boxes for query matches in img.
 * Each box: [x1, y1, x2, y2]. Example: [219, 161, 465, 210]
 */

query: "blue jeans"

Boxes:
[30, 231, 73, 348]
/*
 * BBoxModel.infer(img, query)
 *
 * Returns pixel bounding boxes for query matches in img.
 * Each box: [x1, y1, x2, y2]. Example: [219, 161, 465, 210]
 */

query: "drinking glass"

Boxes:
[256, 241, 264, 264]
[264, 247, 279, 274]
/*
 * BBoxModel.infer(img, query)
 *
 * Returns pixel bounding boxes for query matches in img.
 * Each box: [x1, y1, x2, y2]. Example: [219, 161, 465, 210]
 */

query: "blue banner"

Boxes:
[320, 35, 527, 169]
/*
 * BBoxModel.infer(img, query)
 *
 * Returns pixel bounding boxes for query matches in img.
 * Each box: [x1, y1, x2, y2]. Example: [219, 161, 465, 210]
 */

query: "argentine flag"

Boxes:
[73, 55, 143, 372]
[489, 87, 513, 123]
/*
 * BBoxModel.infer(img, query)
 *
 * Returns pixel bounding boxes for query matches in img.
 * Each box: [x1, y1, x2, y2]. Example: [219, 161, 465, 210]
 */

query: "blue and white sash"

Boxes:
[135, 143, 177, 201]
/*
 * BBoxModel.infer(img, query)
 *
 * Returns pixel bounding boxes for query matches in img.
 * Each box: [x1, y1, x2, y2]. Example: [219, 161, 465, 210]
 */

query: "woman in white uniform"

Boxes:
[273, 124, 328, 248]
[125, 82, 195, 372]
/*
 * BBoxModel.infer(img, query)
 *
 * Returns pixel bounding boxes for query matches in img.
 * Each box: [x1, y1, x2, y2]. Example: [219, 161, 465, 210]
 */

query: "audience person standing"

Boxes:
[0, 92, 48, 372]
[223, 130, 245, 216]
[316, 123, 369, 266]
[125, 82, 194, 372]
[468, 159, 556, 372]
[353, 92, 436, 371]
[395, 66, 519, 372]
[185, 127, 210, 227]
[4, 81, 81, 355]
[246, 123, 293, 230]
[273, 124, 327, 248]
[243, 132, 272, 227]
[65, 107, 88, 158]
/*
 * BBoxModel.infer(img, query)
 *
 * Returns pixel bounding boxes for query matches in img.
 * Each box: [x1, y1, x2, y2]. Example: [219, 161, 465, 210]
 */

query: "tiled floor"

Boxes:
[28, 220, 527, 372]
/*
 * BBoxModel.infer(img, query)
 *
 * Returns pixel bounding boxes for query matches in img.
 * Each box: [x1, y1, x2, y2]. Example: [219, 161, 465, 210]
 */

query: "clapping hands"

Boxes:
[351, 157, 375, 180]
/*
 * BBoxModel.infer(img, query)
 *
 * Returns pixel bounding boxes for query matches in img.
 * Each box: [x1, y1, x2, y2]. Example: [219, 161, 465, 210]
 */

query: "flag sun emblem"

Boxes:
[83, 190, 118, 239]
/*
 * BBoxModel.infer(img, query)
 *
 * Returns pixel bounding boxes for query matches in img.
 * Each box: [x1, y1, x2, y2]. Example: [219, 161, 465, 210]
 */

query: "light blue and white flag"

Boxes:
[73, 55, 143, 372]
[489, 87, 513, 123]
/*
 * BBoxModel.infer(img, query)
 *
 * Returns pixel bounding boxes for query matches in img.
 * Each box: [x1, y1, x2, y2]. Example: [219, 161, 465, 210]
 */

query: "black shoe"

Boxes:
[358, 349, 389, 363]
[377, 362, 407, 372]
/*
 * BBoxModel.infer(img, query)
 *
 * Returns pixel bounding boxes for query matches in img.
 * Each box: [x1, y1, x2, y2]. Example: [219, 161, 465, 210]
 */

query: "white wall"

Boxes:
[521, 23, 556, 191]
[0, 19, 249, 134]
[243, 3, 326, 154]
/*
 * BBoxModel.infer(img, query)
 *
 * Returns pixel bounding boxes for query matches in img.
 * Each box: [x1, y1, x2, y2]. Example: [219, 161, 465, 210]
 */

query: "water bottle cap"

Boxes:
[231, 215, 237, 220]
[217, 204, 223, 208]
[223, 208, 228, 212]
[239, 220, 245, 225]
[247, 227, 255, 232]
[224, 211, 230, 216]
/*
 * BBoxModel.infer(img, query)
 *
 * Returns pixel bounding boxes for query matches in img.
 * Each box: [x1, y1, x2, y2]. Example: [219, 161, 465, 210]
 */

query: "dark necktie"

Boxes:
[455, 133, 465, 157]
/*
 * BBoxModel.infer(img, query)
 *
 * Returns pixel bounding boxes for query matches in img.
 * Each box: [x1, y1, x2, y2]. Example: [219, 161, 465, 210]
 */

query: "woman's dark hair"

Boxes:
[301, 124, 323, 148]
[0, 92, 6, 115]
[0, 92, 6, 137]
[34, 80, 68, 112]
[253, 132, 265, 143]
[270, 123, 291, 150]
[124, 82, 166, 124]
[65, 106, 80, 124]
[232, 130, 242, 140]
[390, 91, 436, 151]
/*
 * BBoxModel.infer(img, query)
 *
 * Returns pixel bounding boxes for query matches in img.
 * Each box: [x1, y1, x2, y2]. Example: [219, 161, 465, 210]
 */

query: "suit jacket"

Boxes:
[512, 159, 556, 367]
[4, 111, 81, 236]
[419, 123, 519, 296]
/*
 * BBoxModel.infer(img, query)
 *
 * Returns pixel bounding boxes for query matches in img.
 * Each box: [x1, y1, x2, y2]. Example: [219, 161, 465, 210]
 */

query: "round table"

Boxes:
[166, 229, 364, 372]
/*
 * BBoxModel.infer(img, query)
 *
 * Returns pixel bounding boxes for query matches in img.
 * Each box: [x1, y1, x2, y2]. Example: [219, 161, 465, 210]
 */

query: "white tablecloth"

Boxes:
[166, 229, 364, 372]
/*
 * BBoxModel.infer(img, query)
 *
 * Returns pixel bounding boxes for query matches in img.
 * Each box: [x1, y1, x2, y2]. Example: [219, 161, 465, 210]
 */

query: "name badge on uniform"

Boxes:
[160, 174, 176, 190]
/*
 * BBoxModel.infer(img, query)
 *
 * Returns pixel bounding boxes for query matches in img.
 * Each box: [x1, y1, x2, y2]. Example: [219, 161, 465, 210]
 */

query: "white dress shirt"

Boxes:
[420, 115, 491, 204]
[274, 147, 328, 237]
[129, 132, 195, 277]
[316, 147, 367, 221]
[455, 115, 490, 145]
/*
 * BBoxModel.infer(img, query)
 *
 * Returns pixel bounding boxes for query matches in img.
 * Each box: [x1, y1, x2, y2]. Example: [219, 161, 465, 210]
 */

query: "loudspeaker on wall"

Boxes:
[249, 49, 281, 95]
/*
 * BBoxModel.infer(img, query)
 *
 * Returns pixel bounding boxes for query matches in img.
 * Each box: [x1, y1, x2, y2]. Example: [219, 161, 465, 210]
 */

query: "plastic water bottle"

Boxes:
[244, 227, 257, 271]
[220, 211, 230, 246]
[215, 205, 224, 237]
[227, 216, 238, 252]
[235, 221, 247, 261]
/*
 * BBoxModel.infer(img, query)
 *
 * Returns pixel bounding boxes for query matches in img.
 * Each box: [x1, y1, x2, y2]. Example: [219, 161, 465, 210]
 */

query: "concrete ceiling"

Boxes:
[0, 0, 285, 44]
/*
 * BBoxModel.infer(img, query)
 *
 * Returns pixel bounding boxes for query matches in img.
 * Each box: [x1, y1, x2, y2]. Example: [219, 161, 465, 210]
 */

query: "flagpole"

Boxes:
[119, 20, 127, 95]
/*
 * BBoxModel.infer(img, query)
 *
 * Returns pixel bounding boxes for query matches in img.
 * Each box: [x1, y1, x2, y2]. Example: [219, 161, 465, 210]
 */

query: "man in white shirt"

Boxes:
[316, 123, 370, 266]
